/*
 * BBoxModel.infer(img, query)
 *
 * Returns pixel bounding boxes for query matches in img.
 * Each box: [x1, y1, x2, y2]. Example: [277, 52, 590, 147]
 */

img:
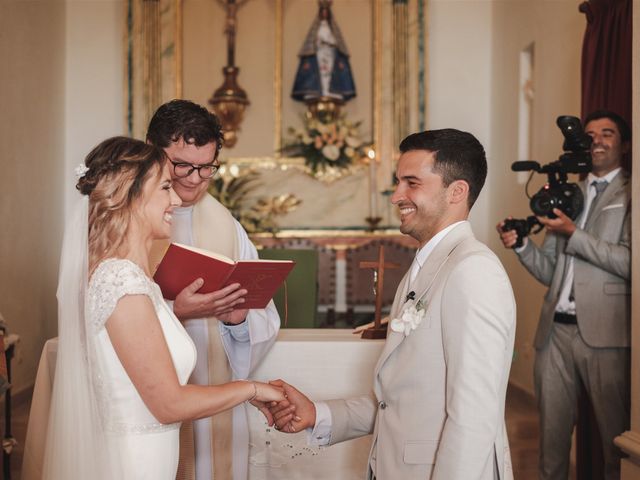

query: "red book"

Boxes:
[153, 243, 295, 309]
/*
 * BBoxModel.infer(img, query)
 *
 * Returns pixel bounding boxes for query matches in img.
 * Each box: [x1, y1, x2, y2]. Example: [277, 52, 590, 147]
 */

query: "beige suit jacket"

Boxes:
[326, 222, 516, 480]
[516, 172, 631, 348]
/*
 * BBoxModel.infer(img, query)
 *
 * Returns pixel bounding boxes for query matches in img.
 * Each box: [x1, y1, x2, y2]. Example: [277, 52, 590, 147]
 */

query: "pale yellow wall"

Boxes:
[488, 0, 584, 394]
[0, 0, 66, 393]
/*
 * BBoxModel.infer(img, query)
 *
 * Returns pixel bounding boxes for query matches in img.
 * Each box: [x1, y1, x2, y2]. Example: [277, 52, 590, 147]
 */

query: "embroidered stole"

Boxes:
[151, 194, 238, 480]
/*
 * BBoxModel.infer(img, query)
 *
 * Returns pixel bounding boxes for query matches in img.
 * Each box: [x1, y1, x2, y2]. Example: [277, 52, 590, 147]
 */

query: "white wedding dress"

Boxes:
[87, 258, 196, 480]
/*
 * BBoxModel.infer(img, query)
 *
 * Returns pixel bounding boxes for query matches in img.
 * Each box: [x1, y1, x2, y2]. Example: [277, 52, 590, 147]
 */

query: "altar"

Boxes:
[247, 329, 384, 479]
[23, 330, 384, 480]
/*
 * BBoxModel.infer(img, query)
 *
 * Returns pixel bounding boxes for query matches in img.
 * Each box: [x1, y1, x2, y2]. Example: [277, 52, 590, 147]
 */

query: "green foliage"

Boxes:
[208, 171, 301, 234]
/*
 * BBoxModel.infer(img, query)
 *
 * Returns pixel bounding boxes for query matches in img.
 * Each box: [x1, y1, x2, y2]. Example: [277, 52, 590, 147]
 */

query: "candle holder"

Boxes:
[365, 216, 383, 232]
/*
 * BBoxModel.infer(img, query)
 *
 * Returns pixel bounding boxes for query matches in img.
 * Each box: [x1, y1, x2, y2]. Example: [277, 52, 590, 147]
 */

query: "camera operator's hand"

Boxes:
[496, 219, 521, 249]
[537, 209, 576, 237]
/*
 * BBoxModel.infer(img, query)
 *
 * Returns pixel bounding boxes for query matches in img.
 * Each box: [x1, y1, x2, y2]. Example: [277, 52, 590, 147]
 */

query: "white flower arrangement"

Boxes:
[282, 114, 368, 174]
[390, 300, 427, 337]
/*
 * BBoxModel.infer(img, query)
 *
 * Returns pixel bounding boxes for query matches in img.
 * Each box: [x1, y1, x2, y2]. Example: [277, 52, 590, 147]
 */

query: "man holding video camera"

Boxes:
[497, 110, 631, 479]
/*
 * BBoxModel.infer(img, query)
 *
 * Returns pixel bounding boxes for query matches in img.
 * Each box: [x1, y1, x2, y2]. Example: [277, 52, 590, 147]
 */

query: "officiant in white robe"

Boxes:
[147, 100, 280, 480]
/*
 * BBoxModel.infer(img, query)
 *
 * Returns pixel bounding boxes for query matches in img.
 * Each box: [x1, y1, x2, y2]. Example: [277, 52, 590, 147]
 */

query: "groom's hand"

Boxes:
[268, 379, 316, 433]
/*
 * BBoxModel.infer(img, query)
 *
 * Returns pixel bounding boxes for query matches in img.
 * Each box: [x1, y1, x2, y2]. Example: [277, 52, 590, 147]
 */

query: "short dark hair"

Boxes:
[584, 110, 631, 143]
[399, 129, 487, 209]
[146, 99, 224, 157]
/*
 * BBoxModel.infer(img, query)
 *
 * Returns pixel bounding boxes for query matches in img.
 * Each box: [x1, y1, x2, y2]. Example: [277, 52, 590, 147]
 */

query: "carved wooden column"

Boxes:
[142, 0, 162, 122]
[392, 0, 409, 147]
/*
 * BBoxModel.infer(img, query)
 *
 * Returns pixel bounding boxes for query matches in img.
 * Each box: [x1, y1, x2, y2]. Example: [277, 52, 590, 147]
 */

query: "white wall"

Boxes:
[489, 0, 584, 393]
[427, 0, 494, 243]
[425, 0, 584, 394]
[0, 0, 124, 393]
[0, 0, 66, 393]
[64, 0, 125, 217]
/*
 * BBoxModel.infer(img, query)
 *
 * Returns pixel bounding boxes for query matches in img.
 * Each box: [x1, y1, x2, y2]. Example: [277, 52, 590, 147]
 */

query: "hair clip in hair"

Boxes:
[75, 163, 89, 179]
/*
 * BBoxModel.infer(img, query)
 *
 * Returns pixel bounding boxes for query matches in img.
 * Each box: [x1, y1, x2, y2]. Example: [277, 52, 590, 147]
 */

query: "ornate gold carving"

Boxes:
[305, 96, 344, 122]
[222, 156, 365, 184]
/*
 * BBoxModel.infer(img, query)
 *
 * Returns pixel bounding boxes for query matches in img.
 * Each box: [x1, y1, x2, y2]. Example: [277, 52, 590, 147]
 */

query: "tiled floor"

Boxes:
[3, 384, 547, 479]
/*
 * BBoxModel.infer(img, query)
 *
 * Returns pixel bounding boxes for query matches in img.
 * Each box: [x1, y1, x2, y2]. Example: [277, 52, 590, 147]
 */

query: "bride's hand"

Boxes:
[248, 382, 285, 426]
[253, 382, 285, 403]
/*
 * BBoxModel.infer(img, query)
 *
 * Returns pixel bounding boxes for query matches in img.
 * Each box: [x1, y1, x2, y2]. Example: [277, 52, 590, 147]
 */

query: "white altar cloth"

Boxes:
[247, 329, 384, 480]
[23, 330, 384, 480]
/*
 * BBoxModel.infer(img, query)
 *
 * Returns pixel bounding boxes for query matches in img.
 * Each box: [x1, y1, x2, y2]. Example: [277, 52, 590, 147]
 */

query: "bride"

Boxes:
[43, 137, 284, 479]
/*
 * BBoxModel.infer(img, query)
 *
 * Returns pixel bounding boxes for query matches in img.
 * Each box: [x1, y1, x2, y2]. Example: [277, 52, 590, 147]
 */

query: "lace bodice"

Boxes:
[86, 258, 196, 439]
[87, 258, 165, 331]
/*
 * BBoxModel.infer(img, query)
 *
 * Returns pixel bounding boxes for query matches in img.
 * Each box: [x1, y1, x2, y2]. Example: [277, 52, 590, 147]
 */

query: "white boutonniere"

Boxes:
[390, 300, 427, 337]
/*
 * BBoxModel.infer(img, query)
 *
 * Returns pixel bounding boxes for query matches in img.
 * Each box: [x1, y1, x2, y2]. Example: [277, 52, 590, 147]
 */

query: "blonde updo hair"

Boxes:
[76, 136, 167, 271]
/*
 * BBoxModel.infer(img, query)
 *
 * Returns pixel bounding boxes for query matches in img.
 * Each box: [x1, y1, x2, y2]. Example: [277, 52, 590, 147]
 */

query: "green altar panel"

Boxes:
[258, 248, 319, 328]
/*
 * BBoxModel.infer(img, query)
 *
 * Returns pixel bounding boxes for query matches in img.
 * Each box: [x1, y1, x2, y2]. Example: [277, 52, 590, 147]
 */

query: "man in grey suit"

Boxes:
[497, 110, 631, 479]
[270, 129, 517, 480]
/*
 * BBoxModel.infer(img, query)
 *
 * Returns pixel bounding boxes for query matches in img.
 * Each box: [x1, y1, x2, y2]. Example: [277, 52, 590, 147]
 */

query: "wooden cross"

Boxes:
[359, 245, 399, 339]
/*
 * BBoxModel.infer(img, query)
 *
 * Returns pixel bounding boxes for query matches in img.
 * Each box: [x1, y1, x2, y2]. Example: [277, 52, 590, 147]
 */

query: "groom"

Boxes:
[270, 129, 516, 479]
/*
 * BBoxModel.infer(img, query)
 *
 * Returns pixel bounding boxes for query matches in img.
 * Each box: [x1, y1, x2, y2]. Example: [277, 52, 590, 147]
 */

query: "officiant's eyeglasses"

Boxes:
[169, 160, 219, 179]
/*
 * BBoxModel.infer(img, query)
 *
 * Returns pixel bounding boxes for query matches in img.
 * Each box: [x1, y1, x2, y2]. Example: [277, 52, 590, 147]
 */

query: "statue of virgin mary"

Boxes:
[291, 0, 356, 103]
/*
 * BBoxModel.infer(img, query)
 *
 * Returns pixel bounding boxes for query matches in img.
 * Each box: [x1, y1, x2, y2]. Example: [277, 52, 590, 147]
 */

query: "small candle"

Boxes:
[368, 149, 377, 218]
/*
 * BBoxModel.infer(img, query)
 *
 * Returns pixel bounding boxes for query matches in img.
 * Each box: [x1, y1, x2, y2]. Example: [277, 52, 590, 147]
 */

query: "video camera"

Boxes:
[502, 115, 592, 248]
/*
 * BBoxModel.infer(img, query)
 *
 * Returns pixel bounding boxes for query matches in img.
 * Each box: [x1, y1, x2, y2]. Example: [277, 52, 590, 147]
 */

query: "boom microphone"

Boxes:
[511, 161, 540, 172]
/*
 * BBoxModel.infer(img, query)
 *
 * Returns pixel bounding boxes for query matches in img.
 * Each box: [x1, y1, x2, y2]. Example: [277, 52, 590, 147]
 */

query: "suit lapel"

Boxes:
[374, 223, 473, 374]
[374, 271, 412, 375]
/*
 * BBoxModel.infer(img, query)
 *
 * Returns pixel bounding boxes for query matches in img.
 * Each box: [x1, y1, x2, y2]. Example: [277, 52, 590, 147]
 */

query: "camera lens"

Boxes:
[530, 183, 584, 220]
[530, 189, 554, 217]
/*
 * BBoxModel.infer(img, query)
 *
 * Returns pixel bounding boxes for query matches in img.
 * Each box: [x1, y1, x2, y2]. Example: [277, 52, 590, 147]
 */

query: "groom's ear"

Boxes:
[448, 179, 469, 206]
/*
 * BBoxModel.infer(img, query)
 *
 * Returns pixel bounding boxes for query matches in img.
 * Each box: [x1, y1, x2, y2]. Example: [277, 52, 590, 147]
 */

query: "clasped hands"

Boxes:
[257, 380, 316, 433]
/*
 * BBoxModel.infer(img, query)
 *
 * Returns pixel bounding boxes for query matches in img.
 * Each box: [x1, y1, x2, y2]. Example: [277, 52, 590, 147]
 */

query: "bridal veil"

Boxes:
[42, 193, 121, 479]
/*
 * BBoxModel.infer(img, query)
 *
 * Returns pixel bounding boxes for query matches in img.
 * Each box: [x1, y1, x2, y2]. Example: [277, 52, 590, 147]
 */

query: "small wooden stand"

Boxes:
[359, 246, 399, 339]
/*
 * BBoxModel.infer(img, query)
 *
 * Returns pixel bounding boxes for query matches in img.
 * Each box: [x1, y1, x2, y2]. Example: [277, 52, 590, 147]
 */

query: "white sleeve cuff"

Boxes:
[219, 318, 250, 342]
[514, 237, 529, 253]
[307, 401, 332, 446]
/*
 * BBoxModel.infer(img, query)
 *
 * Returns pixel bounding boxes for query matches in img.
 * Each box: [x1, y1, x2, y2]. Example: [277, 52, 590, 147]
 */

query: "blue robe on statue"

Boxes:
[291, 10, 356, 102]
